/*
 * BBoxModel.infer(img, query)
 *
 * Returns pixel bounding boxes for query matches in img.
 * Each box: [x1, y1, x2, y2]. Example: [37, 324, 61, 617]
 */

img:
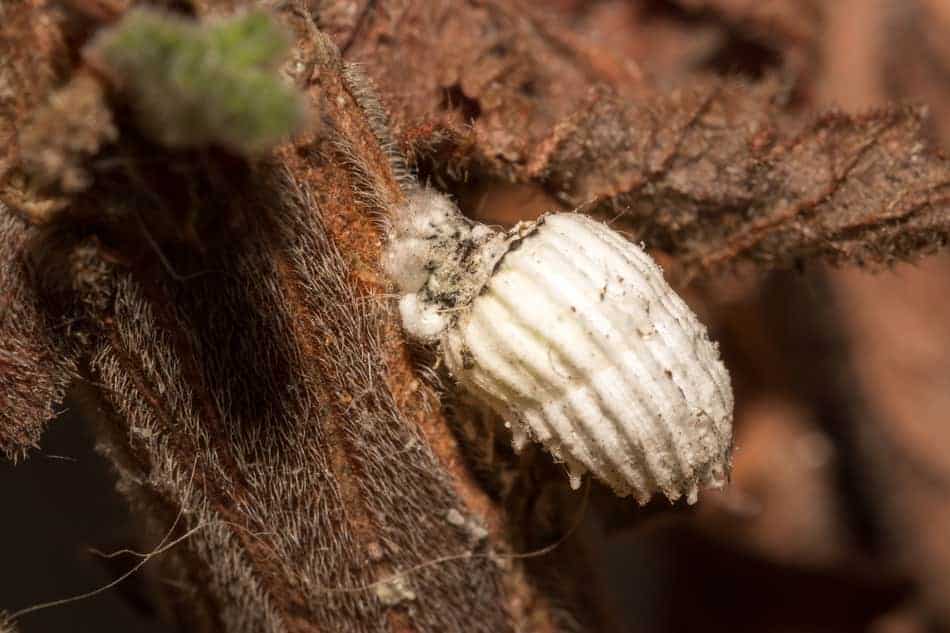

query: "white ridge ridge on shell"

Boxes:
[383, 189, 734, 505]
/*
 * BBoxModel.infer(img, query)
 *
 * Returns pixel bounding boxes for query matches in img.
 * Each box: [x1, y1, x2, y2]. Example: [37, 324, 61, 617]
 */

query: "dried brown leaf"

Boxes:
[529, 82, 950, 277]
[17, 73, 117, 196]
[339, 0, 644, 175]
[341, 2, 949, 277]
[672, 0, 821, 51]
[0, 0, 70, 168]
[531, 0, 812, 81]
[0, 0, 80, 223]
[0, 207, 77, 461]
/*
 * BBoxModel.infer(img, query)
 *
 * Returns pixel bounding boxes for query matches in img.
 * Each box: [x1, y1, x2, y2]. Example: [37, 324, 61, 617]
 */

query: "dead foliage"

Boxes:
[535, 87, 950, 278]
[340, 2, 950, 278]
[0, 210, 77, 462]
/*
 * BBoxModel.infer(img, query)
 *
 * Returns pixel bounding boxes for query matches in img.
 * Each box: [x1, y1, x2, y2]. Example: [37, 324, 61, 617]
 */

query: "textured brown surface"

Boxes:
[0, 210, 77, 461]
[2, 1, 950, 632]
[336, 3, 950, 279]
[77, 172, 513, 632]
[1, 3, 538, 631]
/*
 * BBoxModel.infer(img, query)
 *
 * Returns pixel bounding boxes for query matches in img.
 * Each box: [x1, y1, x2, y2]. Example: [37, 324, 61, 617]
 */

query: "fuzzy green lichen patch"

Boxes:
[86, 8, 306, 154]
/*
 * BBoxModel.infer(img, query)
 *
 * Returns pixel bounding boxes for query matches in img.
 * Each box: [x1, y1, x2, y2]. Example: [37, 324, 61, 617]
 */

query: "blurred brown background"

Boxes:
[4, 1, 950, 631]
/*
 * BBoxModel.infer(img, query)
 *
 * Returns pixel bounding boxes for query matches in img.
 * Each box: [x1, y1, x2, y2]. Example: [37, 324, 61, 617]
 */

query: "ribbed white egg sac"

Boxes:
[441, 214, 734, 505]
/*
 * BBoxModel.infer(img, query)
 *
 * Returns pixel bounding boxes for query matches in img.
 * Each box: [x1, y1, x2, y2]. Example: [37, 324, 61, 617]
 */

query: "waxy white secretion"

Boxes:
[384, 188, 733, 504]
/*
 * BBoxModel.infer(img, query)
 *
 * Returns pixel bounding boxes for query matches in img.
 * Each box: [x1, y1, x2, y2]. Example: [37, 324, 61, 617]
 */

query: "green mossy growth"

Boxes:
[87, 8, 306, 154]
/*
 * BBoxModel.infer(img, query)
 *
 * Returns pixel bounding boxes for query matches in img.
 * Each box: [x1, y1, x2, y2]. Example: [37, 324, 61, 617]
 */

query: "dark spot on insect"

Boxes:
[461, 349, 476, 370]
[571, 305, 577, 313]
[458, 238, 477, 261]
[434, 290, 459, 308]
[665, 369, 673, 379]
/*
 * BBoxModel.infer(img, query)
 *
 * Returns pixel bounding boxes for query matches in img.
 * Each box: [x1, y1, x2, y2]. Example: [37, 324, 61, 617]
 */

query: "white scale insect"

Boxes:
[384, 188, 733, 505]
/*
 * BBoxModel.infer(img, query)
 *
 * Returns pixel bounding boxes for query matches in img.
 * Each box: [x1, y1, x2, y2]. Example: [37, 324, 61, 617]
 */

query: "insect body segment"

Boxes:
[385, 189, 734, 504]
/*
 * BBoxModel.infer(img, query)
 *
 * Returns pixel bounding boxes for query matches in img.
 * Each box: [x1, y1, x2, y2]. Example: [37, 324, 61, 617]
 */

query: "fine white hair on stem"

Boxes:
[340, 61, 415, 193]
[316, 478, 591, 597]
[9, 511, 205, 621]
